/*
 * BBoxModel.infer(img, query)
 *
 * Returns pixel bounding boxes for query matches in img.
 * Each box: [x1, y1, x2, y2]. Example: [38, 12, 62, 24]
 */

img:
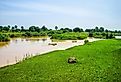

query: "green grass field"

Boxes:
[0, 39, 121, 82]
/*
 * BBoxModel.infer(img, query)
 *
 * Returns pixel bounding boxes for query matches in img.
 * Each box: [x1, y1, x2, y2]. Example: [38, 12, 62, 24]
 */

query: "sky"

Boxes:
[0, 0, 121, 30]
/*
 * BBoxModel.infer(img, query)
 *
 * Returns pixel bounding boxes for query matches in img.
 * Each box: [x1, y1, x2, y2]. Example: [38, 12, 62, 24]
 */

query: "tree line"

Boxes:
[0, 25, 121, 41]
[0, 25, 121, 33]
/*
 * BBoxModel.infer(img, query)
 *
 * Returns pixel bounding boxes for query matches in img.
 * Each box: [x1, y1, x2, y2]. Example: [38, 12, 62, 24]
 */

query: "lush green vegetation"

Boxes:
[0, 34, 10, 42]
[1, 32, 48, 38]
[50, 32, 88, 40]
[0, 40, 121, 81]
[0, 25, 121, 41]
[91, 32, 115, 39]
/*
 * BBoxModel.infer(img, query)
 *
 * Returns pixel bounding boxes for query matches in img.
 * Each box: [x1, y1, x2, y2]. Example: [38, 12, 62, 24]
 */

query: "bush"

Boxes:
[9, 34, 21, 38]
[93, 35, 103, 38]
[89, 32, 93, 37]
[51, 32, 88, 40]
[0, 34, 10, 42]
[24, 32, 32, 37]
[40, 32, 47, 36]
[84, 40, 89, 44]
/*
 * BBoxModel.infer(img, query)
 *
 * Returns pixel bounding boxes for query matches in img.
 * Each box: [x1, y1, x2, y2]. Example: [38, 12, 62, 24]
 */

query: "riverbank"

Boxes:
[0, 38, 102, 67]
[0, 39, 121, 82]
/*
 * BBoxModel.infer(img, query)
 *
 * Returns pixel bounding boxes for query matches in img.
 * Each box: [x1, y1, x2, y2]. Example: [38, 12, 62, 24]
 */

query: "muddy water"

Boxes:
[0, 38, 101, 67]
[0, 38, 83, 67]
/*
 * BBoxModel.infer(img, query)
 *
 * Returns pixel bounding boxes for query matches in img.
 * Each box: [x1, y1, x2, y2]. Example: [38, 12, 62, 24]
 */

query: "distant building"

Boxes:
[115, 36, 121, 39]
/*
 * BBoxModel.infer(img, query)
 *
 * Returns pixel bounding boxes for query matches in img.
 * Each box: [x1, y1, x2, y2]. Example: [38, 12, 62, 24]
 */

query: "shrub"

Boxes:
[93, 35, 103, 38]
[84, 40, 89, 44]
[9, 34, 21, 38]
[24, 32, 32, 37]
[40, 32, 47, 36]
[51, 32, 88, 40]
[89, 32, 93, 37]
[0, 34, 10, 42]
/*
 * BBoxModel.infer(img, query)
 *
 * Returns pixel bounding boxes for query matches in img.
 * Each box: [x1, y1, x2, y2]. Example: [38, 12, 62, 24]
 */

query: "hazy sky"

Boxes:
[0, 0, 121, 30]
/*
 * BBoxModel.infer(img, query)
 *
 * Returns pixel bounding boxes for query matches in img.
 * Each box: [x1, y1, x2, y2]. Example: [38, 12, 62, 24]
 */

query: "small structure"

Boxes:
[68, 57, 77, 64]
[115, 36, 121, 39]
[48, 43, 57, 46]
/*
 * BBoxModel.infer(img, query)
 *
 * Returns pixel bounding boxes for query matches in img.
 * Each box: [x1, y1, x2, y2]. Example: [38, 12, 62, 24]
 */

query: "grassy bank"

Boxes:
[0, 39, 121, 82]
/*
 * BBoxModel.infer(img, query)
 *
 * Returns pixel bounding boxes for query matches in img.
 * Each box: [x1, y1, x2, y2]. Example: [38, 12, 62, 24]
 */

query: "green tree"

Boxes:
[89, 32, 93, 37]
[8, 25, 10, 29]
[95, 27, 99, 32]
[105, 29, 108, 32]
[11, 27, 15, 32]
[15, 25, 17, 29]
[3, 26, 10, 32]
[21, 26, 24, 32]
[85, 29, 91, 32]
[99, 27, 104, 32]
[0, 26, 3, 32]
[65, 28, 72, 32]
[55, 26, 58, 30]
[29, 26, 35, 32]
[11, 25, 18, 32]
[80, 28, 84, 32]
[34, 27, 40, 32]
[106, 33, 108, 39]
[60, 28, 72, 33]
[109, 33, 113, 39]
[41, 25, 48, 31]
[73, 27, 81, 32]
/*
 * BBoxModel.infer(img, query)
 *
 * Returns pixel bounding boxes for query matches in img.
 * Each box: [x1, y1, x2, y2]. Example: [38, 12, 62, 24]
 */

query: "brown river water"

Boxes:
[0, 38, 101, 67]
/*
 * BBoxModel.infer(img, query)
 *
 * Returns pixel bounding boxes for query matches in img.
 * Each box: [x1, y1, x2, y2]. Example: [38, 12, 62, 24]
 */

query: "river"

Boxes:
[0, 38, 102, 67]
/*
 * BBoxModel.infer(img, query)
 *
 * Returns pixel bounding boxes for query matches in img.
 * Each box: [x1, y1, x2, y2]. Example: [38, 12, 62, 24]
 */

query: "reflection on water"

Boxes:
[0, 42, 10, 48]
[13, 38, 47, 42]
